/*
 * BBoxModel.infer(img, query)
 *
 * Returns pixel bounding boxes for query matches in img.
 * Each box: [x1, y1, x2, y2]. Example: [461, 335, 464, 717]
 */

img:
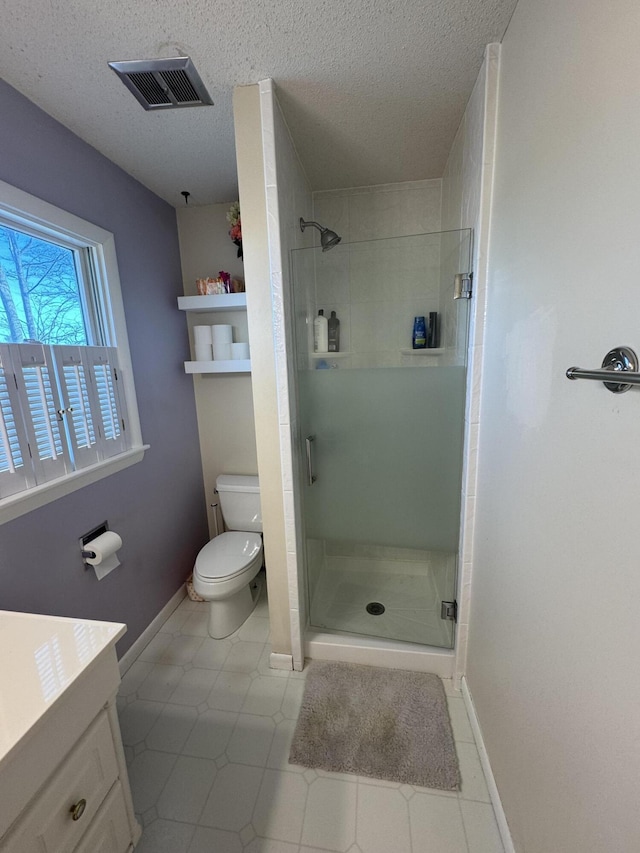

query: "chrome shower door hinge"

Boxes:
[454, 273, 473, 299]
[440, 600, 458, 622]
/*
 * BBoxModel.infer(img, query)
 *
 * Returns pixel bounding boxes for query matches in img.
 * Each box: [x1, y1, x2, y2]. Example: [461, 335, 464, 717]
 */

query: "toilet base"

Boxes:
[207, 573, 263, 639]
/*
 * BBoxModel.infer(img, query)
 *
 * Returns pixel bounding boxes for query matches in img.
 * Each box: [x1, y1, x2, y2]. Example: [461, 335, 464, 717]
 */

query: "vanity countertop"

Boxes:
[0, 610, 125, 770]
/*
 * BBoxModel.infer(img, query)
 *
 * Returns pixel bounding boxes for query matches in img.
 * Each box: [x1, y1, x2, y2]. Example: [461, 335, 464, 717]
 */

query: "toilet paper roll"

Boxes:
[231, 342, 250, 360]
[84, 531, 123, 581]
[193, 325, 212, 344]
[213, 341, 232, 361]
[211, 324, 233, 344]
[195, 342, 213, 361]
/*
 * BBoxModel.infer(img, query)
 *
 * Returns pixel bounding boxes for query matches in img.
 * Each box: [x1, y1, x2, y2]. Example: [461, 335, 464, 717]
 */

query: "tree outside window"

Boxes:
[0, 224, 89, 345]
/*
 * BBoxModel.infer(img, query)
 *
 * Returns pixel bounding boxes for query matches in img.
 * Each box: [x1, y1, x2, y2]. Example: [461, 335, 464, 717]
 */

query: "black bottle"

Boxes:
[427, 312, 439, 348]
[328, 311, 340, 352]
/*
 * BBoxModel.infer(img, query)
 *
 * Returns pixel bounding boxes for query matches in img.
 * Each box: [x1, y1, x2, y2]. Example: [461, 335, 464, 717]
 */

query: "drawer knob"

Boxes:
[70, 798, 87, 821]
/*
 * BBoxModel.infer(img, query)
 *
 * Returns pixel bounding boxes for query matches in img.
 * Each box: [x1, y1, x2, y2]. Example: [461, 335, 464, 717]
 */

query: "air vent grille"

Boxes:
[128, 72, 172, 106]
[159, 70, 200, 104]
[108, 57, 213, 110]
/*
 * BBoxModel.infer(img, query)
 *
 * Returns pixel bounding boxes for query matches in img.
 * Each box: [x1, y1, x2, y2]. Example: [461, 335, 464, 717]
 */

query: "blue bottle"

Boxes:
[412, 316, 427, 349]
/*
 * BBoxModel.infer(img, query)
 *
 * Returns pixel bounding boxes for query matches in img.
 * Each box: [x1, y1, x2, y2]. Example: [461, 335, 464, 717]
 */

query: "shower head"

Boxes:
[299, 218, 342, 251]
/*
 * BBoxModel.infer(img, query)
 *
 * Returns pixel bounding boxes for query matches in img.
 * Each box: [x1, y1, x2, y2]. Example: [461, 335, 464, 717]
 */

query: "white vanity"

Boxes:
[0, 611, 141, 852]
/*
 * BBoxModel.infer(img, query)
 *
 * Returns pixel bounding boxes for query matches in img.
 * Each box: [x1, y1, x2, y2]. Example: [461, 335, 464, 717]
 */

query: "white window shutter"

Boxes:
[85, 347, 130, 458]
[0, 346, 35, 497]
[0, 344, 133, 503]
[9, 344, 71, 485]
[51, 345, 101, 469]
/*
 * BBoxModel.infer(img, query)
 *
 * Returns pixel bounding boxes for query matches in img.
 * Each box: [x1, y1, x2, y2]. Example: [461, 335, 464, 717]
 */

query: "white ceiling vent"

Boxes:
[108, 57, 213, 110]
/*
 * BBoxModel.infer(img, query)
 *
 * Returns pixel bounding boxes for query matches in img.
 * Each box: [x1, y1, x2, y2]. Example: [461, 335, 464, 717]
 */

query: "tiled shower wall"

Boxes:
[258, 79, 314, 668]
[440, 44, 501, 682]
[311, 182, 443, 367]
[314, 180, 442, 241]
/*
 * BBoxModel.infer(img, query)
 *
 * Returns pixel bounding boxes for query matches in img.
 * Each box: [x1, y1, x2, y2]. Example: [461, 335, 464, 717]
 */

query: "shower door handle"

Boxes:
[305, 435, 317, 485]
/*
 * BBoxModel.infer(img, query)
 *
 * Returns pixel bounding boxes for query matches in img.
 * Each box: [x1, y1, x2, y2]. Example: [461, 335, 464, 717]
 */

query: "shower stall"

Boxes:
[290, 227, 472, 650]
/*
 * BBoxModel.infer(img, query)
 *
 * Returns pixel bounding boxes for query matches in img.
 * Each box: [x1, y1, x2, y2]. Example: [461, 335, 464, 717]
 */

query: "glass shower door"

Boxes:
[292, 229, 472, 649]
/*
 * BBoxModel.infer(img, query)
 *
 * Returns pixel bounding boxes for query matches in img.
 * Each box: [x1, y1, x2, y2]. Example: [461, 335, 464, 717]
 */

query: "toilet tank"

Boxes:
[216, 475, 261, 532]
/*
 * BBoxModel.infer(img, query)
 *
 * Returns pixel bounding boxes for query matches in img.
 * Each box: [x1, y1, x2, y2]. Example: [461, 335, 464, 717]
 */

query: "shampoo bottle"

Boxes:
[412, 316, 427, 349]
[328, 310, 340, 352]
[314, 309, 328, 352]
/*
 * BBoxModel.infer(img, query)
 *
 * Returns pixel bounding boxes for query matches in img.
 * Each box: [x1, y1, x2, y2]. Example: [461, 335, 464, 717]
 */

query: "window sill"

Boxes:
[0, 445, 150, 526]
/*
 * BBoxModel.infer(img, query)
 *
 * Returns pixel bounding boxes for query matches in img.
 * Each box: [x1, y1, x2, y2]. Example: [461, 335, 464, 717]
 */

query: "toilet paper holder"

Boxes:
[80, 521, 109, 565]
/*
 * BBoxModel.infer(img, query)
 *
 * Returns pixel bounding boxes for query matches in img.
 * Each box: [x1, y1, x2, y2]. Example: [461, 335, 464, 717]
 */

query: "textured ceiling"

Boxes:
[0, 0, 518, 207]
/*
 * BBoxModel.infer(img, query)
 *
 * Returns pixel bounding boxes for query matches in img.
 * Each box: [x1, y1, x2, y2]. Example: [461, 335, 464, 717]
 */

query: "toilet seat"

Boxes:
[195, 531, 262, 581]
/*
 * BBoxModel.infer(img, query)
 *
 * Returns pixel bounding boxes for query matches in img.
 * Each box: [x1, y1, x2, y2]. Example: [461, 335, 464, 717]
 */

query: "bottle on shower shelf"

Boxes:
[328, 310, 340, 352]
[427, 312, 439, 348]
[314, 309, 328, 353]
[412, 316, 427, 349]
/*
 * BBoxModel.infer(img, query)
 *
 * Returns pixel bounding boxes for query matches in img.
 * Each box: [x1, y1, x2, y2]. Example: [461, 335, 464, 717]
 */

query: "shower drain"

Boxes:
[366, 602, 385, 616]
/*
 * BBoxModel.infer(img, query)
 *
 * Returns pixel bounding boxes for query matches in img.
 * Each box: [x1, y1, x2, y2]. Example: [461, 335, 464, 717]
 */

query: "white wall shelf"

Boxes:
[178, 293, 247, 313]
[310, 351, 351, 359]
[184, 359, 251, 374]
[400, 348, 444, 356]
[179, 294, 250, 373]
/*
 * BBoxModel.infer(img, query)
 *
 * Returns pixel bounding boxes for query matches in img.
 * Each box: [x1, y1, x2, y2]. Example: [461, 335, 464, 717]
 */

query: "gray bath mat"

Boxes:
[289, 661, 460, 790]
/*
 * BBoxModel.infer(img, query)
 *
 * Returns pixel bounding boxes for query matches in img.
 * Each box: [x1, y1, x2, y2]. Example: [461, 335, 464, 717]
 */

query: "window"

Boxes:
[0, 223, 92, 346]
[0, 180, 146, 523]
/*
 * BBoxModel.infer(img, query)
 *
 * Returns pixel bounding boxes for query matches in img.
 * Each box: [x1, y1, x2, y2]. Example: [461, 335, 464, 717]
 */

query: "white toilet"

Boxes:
[193, 474, 264, 639]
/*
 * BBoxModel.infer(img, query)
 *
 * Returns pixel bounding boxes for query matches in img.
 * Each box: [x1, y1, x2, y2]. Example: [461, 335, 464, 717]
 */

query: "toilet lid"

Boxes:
[195, 531, 262, 580]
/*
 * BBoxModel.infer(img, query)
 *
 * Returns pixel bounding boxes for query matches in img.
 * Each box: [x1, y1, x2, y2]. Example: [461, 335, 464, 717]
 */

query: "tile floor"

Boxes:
[118, 576, 504, 853]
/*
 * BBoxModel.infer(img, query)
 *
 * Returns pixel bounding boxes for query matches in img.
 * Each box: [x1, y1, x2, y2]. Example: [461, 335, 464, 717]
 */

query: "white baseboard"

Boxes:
[461, 677, 515, 853]
[118, 586, 187, 676]
[270, 652, 293, 671]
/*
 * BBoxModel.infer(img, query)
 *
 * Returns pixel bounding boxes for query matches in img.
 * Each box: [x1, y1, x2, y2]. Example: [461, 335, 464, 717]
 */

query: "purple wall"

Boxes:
[0, 81, 209, 655]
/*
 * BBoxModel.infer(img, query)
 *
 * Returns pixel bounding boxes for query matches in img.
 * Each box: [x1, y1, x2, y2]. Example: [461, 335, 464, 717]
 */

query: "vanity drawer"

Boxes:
[1, 710, 118, 853]
[72, 781, 132, 853]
